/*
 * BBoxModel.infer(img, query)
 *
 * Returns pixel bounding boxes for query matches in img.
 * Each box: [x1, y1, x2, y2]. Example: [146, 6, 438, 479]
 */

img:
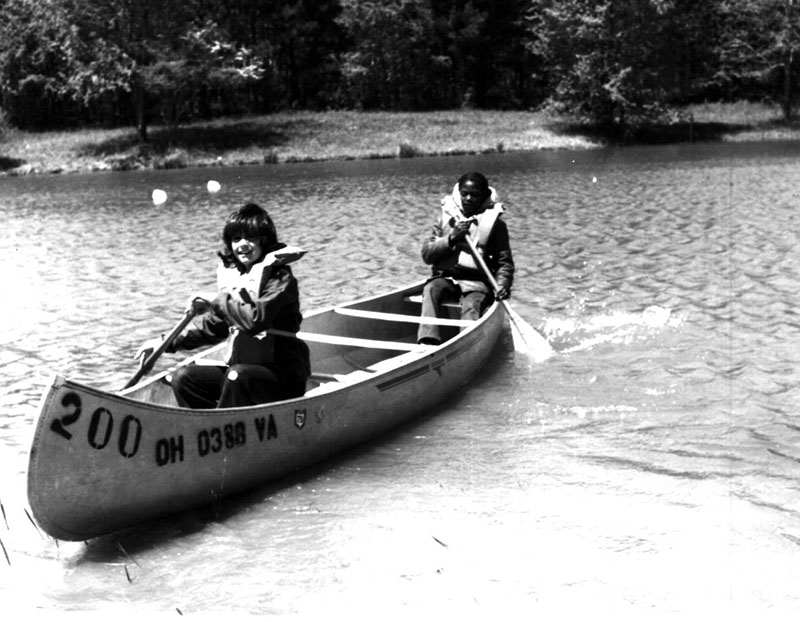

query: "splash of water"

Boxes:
[544, 305, 683, 354]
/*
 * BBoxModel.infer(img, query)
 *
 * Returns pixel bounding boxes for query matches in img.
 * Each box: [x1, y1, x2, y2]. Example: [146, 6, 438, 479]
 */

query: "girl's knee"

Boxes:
[226, 364, 254, 383]
[170, 366, 191, 389]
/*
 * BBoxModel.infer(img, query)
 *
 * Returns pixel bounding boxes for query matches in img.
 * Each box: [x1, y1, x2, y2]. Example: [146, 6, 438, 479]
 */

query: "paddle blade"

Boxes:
[503, 301, 555, 363]
[267, 245, 307, 266]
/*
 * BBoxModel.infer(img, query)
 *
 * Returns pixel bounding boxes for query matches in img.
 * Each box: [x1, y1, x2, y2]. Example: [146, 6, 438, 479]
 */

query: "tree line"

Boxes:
[0, 0, 796, 139]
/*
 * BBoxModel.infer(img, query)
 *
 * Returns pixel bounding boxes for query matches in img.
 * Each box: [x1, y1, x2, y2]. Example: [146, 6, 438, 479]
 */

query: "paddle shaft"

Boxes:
[462, 235, 522, 325]
[462, 234, 552, 358]
[462, 235, 503, 296]
[122, 309, 196, 390]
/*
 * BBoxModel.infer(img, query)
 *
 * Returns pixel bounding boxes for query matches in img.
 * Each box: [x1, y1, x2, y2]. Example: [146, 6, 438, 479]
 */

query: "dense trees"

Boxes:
[337, 0, 450, 109]
[523, 1, 722, 126]
[2, 0, 265, 140]
[0, 0, 790, 134]
[716, 0, 800, 119]
[0, 0, 83, 128]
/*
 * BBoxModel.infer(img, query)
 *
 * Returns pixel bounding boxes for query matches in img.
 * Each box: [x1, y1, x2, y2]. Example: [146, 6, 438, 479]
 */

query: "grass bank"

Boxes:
[1, 102, 797, 176]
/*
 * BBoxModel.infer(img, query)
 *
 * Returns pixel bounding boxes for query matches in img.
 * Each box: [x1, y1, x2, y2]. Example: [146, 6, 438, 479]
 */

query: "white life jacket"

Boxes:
[216, 260, 271, 304]
[215, 245, 305, 303]
[440, 184, 504, 271]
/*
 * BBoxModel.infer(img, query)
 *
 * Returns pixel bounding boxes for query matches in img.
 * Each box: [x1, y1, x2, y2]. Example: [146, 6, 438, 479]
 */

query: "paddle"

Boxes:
[463, 235, 554, 362]
[121, 245, 308, 391]
[122, 308, 198, 390]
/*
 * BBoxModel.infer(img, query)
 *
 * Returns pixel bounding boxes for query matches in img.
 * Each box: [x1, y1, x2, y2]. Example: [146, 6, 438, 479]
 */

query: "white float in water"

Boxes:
[207, 180, 221, 193]
[152, 189, 167, 205]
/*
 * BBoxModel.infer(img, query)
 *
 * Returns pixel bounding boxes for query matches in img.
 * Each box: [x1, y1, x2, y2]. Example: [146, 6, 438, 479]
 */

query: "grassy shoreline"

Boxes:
[1, 102, 798, 176]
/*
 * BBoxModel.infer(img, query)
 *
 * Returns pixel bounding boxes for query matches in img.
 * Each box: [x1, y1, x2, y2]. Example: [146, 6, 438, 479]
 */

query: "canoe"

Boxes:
[27, 280, 505, 541]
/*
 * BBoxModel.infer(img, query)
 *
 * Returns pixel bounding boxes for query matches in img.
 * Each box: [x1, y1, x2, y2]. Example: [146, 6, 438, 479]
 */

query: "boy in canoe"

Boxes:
[135, 203, 311, 408]
[417, 172, 514, 345]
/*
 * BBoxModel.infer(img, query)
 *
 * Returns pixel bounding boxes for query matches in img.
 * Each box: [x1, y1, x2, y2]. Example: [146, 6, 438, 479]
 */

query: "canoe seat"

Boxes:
[404, 294, 460, 309]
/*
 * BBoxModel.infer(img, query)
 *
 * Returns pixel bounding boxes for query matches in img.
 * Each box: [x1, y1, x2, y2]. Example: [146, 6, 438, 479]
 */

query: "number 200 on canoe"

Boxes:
[48, 391, 278, 466]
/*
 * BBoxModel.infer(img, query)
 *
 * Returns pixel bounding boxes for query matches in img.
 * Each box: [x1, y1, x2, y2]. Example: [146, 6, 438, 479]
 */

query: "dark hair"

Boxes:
[218, 203, 279, 269]
[458, 172, 490, 193]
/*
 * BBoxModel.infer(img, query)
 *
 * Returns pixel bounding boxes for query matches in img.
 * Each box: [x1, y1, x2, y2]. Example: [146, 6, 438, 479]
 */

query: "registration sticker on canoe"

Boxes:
[294, 409, 306, 430]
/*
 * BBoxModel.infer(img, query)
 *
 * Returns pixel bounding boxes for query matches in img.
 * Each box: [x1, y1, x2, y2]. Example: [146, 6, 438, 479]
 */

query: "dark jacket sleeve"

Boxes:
[421, 212, 455, 266]
[170, 266, 301, 351]
[486, 219, 514, 293]
[211, 267, 300, 334]
[168, 311, 228, 352]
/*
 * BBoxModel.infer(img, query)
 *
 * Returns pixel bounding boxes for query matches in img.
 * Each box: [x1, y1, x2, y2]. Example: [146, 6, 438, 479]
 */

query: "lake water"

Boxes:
[1, 141, 800, 617]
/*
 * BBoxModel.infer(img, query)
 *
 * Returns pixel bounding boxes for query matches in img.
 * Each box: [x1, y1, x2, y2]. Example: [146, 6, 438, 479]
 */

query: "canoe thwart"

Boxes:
[334, 307, 474, 327]
[404, 294, 460, 309]
[267, 328, 425, 352]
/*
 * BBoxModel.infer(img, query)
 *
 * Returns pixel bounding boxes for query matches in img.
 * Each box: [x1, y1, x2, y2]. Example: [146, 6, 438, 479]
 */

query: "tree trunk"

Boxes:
[782, 0, 796, 121]
[783, 48, 794, 121]
[133, 83, 148, 142]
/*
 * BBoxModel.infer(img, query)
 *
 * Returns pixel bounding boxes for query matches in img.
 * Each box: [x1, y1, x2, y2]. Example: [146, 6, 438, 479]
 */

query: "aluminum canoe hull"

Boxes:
[27, 281, 504, 540]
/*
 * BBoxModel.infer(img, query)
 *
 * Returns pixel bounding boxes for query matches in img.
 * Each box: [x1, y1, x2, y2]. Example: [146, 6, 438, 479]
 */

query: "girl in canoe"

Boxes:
[136, 203, 310, 408]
